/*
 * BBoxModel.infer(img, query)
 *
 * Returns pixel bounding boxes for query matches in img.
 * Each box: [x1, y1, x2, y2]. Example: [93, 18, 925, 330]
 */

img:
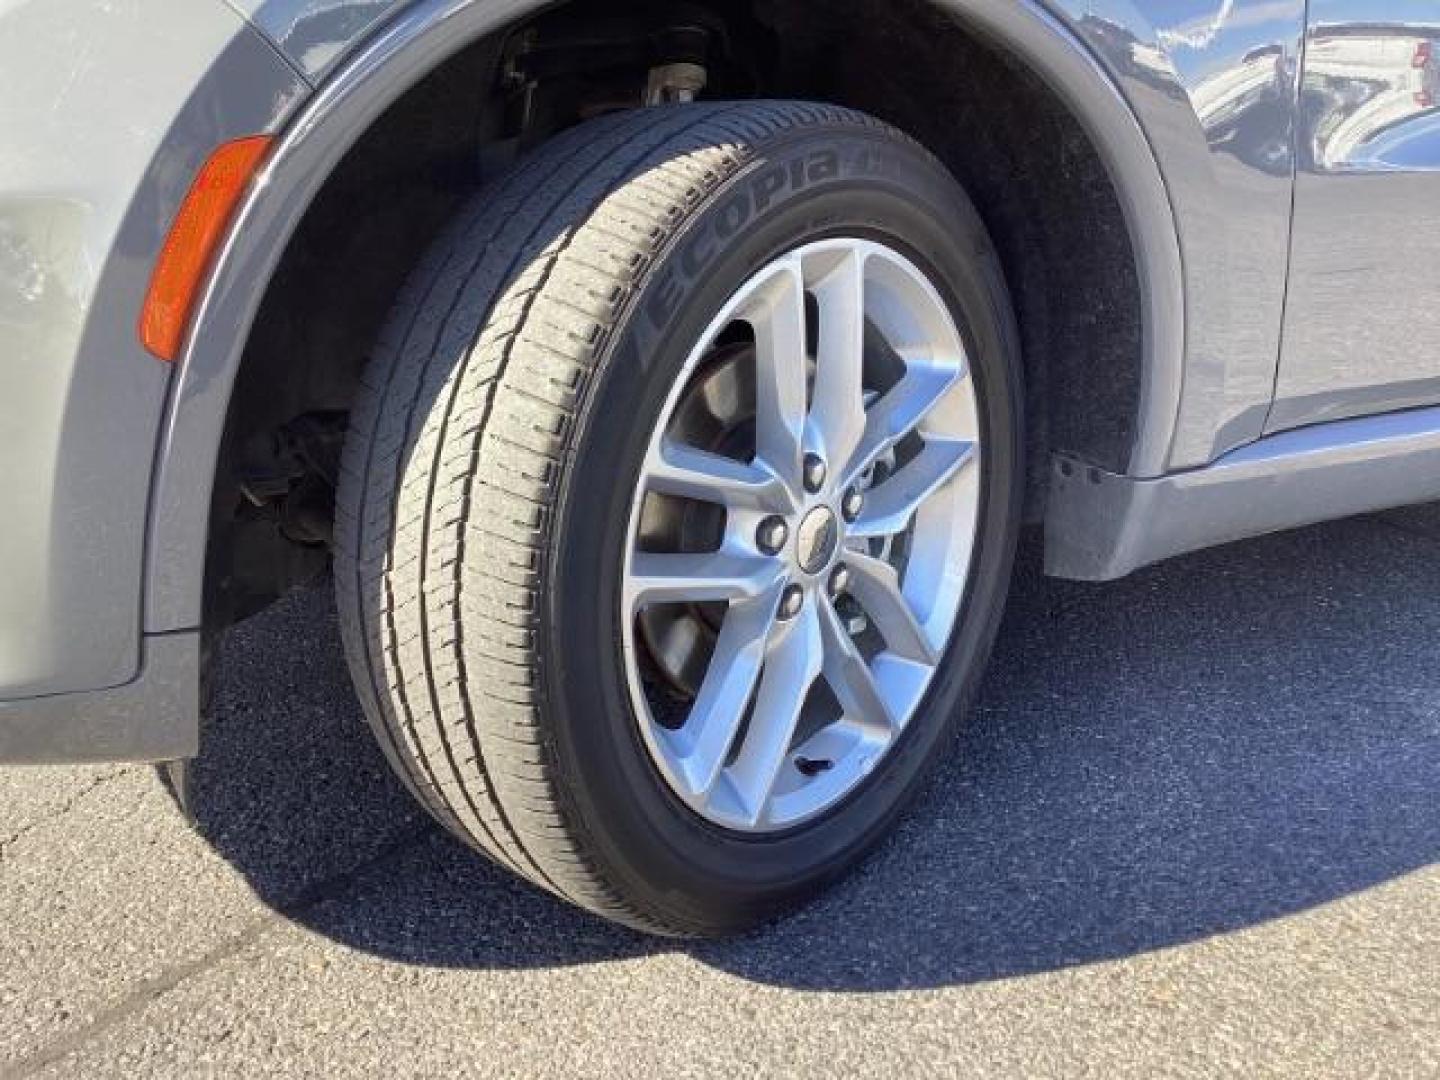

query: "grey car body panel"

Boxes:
[0, 0, 306, 706]
[1043, 1, 1307, 469]
[1046, 405, 1440, 581]
[942, 0, 1188, 478]
[1272, 6, 1440, 432]
[2, 0, 1437, 763]
[0, 633, 200, 764]
[225, 0, 402, 80]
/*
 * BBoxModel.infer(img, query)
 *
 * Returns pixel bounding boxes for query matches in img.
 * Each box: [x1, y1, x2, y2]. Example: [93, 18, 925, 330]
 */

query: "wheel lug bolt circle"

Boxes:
[756, 516, 789, 555]
[779, 584, 805, 620]
[842, 488, 864, 522]
[802, 454, 827, 494]
[829, 564, 851, 598]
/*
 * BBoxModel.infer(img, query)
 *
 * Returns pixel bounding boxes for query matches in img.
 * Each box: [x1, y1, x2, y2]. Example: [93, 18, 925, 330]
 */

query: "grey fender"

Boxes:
[1040, 1, 1308, 468]
[0, 0, 306, 761]
[0, 1, 306, 700]
[942, 0, 1187, 477]
[226, 0, 405, 81]
[144, 0, 1189, 634]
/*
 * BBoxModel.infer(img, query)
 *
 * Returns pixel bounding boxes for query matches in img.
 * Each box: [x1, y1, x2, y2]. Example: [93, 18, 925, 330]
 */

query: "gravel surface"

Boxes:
[2, 510, 1438, 1078]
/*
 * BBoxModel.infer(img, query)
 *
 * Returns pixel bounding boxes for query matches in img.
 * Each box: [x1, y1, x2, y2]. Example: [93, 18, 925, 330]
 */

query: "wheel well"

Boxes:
[211, 0, 1143, 629]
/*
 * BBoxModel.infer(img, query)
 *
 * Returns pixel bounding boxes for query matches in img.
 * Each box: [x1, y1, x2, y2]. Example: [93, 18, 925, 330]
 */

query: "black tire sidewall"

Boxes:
[545, 125, 1022, 931]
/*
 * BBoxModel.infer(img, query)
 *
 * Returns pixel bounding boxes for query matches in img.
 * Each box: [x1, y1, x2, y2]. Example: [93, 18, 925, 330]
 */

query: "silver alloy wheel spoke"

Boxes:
[623, 238, 983, 832]
[723, 604, 824, 825]
[842, 364, 962, 489]
[627, 552, 781, 612]
[749, 260, 809, 493]
[819, 597, 895, 737]
[649, 440, 795, 513]
[849, 437, 978, 540]
[670, 585, 783, 799]
[843, 551, 938, 665]
[808, 248, 869, 469]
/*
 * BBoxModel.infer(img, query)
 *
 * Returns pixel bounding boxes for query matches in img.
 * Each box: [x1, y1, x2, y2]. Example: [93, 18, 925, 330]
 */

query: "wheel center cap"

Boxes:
[796, 506, 840, 575]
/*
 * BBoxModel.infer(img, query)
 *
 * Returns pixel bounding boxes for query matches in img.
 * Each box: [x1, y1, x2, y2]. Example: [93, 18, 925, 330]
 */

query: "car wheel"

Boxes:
[334, 101, 1022, 936]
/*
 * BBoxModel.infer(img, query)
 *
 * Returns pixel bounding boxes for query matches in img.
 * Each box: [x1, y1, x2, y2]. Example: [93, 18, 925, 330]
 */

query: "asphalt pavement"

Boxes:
[2, 508, 1438, 1078]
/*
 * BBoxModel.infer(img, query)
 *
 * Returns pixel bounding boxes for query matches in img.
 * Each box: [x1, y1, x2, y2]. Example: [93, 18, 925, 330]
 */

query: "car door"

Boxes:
[1269, 2, 1440, 432]
[1272, 4, 1440, 434]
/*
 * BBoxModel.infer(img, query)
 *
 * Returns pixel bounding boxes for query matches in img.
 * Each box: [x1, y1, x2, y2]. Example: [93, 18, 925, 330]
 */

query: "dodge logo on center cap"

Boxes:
[796, 507, 840, 574]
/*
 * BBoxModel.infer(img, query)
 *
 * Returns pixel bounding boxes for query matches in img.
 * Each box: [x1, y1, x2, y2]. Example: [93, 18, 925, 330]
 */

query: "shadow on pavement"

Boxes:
[177, 506, 1440, 990]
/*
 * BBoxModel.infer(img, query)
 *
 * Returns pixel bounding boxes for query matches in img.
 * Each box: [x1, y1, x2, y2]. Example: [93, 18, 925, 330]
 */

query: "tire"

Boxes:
[334, 101, 1022, 936]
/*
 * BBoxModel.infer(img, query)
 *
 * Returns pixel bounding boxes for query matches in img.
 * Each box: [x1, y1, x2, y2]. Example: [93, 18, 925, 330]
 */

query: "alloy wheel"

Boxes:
[622, 238, 983, 832]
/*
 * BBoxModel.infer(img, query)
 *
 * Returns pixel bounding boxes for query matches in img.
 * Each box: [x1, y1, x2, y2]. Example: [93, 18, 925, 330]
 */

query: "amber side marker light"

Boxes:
[139, 134, 274, 362]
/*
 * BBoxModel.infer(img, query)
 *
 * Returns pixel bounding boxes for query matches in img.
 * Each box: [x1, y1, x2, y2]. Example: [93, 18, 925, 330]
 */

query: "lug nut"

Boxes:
[841, 487, 864, 522]
[756, 516, 789, 555]
[828, 564, 851, 598]
[778, 584, 805, 620]
[802, 454, 827, 494]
